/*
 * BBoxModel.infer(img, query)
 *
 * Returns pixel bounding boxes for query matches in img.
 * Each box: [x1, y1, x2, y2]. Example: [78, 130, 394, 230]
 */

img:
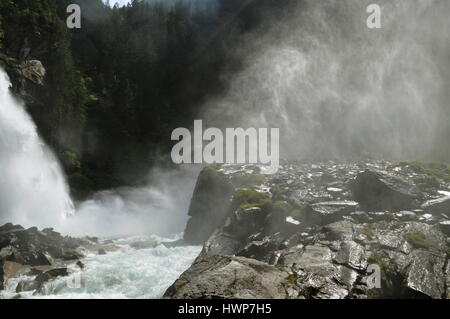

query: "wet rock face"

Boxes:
[1, 54, 46, 105]
[350, 170, 421, 211]
[0, 225, 86, 266]
[422, 196, 450, 216]
[306, 201, 359, 225]
[171, 161, 450, 299]
[164, 255, 295, 299]
[0, 223, 94, 293]
[184, 167, 235, 244]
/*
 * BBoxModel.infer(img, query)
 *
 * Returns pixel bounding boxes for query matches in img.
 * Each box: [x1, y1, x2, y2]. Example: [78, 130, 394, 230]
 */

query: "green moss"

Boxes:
[233, 189, 270, 206]
[400, 161, 450, 182]
[361, 228, 375, 240]
[287, 272, 298, 284]
[202, 164, 222, 175]
[232, 173, 266, 189]
[272, 201, 292, 215]
[405, 232, 430, 249]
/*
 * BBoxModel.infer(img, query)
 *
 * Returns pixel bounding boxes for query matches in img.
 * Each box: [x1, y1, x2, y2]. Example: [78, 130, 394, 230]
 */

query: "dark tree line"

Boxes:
[0, 0, 296, 197]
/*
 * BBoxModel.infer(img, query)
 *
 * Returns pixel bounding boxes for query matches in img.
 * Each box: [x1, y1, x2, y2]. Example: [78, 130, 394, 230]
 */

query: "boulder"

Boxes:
[333, 241, 367, 271]
[76, 261, 85, 269]
[278, 244, 359, 299]
[16, 268, 69, 293]
[305, 201, 359, 225]
[405, 250, 446, 298]
[36, 268, 69, 283]
[350, 170, 421, 210]
[2, 261, 29, 283]
[184, 166, 234, 244]
[421, 196, 450, 216]
[16, 279, 41, 293]
[237, 234, 285, 263]
[438, 220, 450, 236]
[223, 207, 267, 240]
[60, 248, 84, 260]
[164, 255, 294, 299]
[395, 211, 418, 221]
[0, 223, 24, 233]
[18, 60, 46, 85]
[199, 230, 243, 258]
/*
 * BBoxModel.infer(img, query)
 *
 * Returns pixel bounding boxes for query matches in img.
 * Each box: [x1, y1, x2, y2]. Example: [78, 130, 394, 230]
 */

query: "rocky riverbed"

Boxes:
[165, 161, 450, 299]
[0, 224, 200, 299]
[1, 161, 449, 299]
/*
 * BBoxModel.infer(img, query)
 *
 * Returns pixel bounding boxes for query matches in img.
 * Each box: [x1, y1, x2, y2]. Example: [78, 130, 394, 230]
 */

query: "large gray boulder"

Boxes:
[184, 166, 234, 244]
[350, 170, 421, 210]
[164, 255, 294, 299]
[305, 201, 359, 225]
[421, 196, 450, 216]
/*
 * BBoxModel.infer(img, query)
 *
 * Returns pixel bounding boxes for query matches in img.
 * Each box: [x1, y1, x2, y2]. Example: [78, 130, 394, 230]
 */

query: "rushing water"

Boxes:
[0, 69, 74, 229]
[0, 68, 200, 299]
[0, 235, 201, 299]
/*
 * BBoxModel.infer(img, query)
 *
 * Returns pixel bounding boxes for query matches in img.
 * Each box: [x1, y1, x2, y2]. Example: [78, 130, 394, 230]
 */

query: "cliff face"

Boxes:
[167, 161, 450, 299]
[0, 54, 47, 103]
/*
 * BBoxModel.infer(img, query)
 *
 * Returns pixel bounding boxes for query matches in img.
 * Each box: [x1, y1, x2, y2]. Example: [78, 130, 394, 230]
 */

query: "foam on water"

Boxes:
[0, 235, 201, 299]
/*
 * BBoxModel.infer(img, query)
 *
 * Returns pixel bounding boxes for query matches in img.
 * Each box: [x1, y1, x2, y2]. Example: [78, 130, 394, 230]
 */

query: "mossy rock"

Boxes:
[272, 201, 292, 215]
[233, 189, 271, 207]
[361, 228, 375, 240]
[405, 232, 430, 249]
[400, 161, 450, 182]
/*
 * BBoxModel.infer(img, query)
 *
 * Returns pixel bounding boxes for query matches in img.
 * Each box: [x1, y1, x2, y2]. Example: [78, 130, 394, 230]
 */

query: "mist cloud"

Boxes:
[202, 0, 450, 161]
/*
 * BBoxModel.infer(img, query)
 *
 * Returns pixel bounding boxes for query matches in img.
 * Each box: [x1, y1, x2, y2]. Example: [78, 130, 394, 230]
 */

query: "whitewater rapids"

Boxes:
[0, 234, 201, 299]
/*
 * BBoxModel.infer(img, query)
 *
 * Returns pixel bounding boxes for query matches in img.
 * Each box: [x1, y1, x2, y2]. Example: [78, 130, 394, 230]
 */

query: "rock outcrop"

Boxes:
[0, 223, 97, 294]
[184, 165, 251, 244]
[166, 161, 450, 299]
[350, 170, 421, 210]
[0, 53, 46, 104]
[164, 255, 294, 299]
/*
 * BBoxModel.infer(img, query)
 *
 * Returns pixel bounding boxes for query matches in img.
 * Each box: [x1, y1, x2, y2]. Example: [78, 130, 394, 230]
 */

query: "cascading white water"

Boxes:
[0, 68, 201, 299]
[0, 68, 74, 229]
[0, 67, 198, 236]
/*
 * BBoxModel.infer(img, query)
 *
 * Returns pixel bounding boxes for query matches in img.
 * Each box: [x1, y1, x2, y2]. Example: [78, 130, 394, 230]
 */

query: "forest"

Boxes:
[0, 0, 295, 198]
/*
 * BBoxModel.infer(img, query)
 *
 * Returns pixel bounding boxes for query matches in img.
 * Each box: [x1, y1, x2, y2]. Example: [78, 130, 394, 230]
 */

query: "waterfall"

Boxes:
[0, 68, 74, 229]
